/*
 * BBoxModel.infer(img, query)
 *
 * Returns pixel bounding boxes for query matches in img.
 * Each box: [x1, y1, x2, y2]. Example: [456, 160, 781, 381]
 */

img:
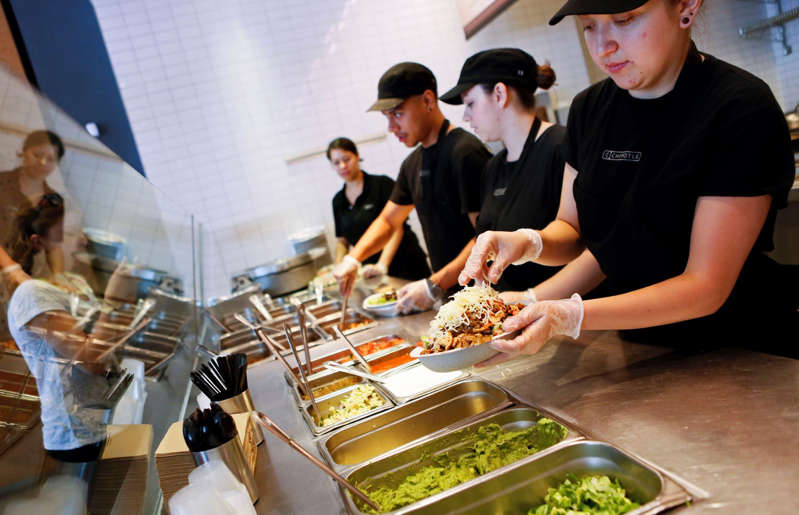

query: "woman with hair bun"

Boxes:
[397, 48, 567, 313]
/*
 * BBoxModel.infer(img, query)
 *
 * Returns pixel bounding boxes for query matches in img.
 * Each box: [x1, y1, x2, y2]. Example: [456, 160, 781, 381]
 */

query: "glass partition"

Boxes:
[0, 64, 199, 513]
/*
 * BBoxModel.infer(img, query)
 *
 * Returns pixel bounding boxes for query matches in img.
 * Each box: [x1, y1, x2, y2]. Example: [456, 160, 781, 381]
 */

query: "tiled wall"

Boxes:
[90, 0, 797, 299]
[0, 65, 195, 293]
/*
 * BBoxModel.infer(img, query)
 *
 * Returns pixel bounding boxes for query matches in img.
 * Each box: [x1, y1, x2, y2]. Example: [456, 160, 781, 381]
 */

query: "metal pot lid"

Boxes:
[288, 226, 325, 243]
[207, 283, 261, 306]
[249, 252, 313, 276]
[83, 227, 126, 244]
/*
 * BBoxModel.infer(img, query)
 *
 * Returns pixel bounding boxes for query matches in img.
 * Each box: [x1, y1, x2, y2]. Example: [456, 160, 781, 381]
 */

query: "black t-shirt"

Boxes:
[566, 43, 795, 343]
[333, 171, 430, 280]
[476, 121, 567, 291]
[390, 123, 491, 271]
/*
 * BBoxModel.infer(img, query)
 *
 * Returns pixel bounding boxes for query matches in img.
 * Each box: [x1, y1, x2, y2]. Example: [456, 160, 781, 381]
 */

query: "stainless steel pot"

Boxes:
[73, 252, 167, 301]
[248, 252, 317, 297]
[83, 228, 126, 261]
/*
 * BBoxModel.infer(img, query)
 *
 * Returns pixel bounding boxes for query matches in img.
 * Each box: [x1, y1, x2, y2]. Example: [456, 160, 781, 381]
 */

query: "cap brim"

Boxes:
[367, 97, 405, 112]
[439, 83, 474, 105]
[549, 0, 649, 25]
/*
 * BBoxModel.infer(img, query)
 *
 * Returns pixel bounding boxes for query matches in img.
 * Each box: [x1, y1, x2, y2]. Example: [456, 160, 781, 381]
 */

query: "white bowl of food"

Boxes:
[413, 285, 523, 372]
[362, 290, 398, 316]
[410, 343, 499, 372]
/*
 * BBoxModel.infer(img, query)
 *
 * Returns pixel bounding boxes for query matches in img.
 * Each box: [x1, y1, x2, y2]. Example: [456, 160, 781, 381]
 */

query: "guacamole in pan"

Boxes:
[358, 418, 567, 513]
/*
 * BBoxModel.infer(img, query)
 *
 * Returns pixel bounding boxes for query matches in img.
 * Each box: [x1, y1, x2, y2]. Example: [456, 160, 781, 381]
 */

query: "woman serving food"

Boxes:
[458, 0, 796, 362]
[328, 137, 430, 282]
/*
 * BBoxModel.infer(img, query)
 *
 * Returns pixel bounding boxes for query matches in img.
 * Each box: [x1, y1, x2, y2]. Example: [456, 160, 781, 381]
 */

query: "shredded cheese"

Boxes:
[428, 285, 500, 343]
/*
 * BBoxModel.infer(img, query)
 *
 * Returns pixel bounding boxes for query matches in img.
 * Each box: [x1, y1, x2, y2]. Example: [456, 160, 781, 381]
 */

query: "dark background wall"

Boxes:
[2, 0, 145, 175]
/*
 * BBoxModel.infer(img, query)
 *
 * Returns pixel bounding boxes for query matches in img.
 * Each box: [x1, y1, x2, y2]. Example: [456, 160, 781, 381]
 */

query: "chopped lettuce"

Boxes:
[529, 474, 640, 515]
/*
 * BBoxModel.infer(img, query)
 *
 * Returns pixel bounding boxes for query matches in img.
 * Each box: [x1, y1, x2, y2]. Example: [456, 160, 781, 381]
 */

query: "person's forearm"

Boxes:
[534, 249, 606, 301]
[0, 245, 16, 269]
[377, 225, 404, 270]
[536, 219, 585, 266]
[350, 215, 397, 262]
[431, 238, 475, 290]
[582, 272, 728, 331]
[335, 239, 349, 264]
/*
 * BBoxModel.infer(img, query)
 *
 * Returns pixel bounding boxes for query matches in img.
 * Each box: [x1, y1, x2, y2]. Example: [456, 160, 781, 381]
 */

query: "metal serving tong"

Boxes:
[232, 314, 304, 393]
[248, 295, 274, 322]
[322, 361, 387, 384]
[333, 325, 372, 374]
[290, 298, 313, 377]
[283, 322, 320, 420]
[251, 411, 380, 512]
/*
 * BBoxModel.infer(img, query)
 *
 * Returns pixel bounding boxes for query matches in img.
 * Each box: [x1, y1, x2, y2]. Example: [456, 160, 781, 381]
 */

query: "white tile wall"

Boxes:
[0, 64, 195, 295]
[90, 0, 799, 299]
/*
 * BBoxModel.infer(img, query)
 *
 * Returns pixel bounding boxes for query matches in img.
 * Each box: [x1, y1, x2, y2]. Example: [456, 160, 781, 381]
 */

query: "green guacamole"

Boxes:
[358, 418, 567, 513]
[529, 474, 640, 515]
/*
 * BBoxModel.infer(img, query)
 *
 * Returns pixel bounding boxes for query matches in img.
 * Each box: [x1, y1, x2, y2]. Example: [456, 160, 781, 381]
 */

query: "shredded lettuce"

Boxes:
[529, 474, 640, 515]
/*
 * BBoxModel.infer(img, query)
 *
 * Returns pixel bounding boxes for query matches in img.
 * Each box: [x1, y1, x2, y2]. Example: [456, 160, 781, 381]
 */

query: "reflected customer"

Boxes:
[5, 200, 128, 464]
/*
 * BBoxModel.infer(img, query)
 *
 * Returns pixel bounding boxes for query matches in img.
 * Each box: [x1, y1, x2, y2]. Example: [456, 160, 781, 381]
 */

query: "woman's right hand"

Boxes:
[458, 229, 543, 286]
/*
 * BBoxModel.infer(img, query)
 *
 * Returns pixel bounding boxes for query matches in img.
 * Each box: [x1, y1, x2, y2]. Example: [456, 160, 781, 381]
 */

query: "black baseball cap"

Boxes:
[367, 62, 437, 112]
[440, 48, 538, 105]
[549, 0, 649, 25]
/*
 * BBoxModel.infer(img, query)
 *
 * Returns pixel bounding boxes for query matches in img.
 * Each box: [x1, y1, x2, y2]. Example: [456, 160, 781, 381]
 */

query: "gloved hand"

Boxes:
[333, 255, 360, 297]
[458, 229, 542, 286]
[396, 279, 437, 314]
[498, 288, 537, 306]
[476, 293, 584, 367]
[361, 262, 387, 279]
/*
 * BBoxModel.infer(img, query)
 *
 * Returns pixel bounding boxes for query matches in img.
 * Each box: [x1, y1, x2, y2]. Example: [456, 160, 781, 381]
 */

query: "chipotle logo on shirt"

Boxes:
[602, 150, 642, 162]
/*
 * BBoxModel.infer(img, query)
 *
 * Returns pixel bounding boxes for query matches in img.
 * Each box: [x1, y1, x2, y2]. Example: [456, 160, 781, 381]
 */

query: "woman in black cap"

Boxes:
[328, 137, 430, 281]
[428, 48, 566, 301]
[459, 0, 795, 360]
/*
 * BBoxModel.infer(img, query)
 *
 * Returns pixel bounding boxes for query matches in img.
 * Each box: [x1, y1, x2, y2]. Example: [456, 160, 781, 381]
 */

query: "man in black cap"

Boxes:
[334, 62, 491, 313]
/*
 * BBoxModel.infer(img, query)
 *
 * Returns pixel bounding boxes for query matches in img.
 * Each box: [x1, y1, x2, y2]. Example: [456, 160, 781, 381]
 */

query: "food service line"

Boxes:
[237, 279, 798, 514]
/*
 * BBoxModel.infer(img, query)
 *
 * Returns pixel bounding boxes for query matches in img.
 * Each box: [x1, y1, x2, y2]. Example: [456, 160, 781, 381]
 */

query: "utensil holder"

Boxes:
[191, 437, 259, 504]
[218, 390, 264, 445]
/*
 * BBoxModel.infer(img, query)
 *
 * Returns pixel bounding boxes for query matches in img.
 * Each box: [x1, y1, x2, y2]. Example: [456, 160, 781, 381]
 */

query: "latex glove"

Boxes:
[361, 262, 387, 279]
[498, 288, 537, 306]
[333, 255, 360, 297]
[396, 279, 436, 314]
[458, 229, 542, 286]
[1, 264, 30, 291]
[476, 293, 584, 367]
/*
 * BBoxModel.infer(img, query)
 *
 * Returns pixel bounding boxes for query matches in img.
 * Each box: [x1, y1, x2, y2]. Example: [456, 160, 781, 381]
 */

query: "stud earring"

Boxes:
[682, 16, 690, 24]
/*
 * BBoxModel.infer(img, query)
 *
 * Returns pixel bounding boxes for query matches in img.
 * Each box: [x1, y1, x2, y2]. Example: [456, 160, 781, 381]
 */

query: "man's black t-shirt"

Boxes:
[390, 123, 491, 272]
[476, 121, 567, 291]
[333, 171, 430, 280]
[566, 42, 795, 344]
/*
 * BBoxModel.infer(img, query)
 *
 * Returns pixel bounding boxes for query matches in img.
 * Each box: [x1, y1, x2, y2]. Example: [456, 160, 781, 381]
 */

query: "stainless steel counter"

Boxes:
[244, 290, 799, 514]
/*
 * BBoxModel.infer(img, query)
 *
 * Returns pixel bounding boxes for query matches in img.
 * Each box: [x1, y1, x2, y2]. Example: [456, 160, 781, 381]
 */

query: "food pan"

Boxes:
[364, 346, 417, 376]
[280, 334, 408, 385]
[292, 369, 366, 407]
[306, 300, 343, 320]
[405, 440, 692, 515]
[319, 379, 511, 471]
[315, 311, 376, 338]
[301, 383, 394, 436]
[222, 340, 271, 366]
[342, 407, 577, 514]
